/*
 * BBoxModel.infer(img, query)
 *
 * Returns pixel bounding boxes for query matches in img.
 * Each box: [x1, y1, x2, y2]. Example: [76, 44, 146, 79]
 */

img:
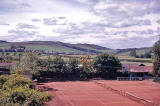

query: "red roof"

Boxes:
[119, 64, 153, 73]
[129, 66, 152, 72]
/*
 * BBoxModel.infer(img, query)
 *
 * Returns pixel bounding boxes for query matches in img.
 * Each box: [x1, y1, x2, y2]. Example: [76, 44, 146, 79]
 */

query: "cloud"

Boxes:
[58, 17, 66, 19]
[8, 29, 38, 35]
[16, 23, 38, 29]
[43, 17, 67, 25]
[19, 3, 31, 8]
[149, 0, 160, 13]
[43, 17, 57, 25]
[157, 20, 160, 24]
[5, 29, 41, 41]
[1, 34, 43, 42]
[32, 18, 41, 22]
[0, 1, 31, 13]
[132, 29, 154, 35]
[0, 22, 9, 26]
[118, 19, 151, 28]
[101, 35, 157, 49]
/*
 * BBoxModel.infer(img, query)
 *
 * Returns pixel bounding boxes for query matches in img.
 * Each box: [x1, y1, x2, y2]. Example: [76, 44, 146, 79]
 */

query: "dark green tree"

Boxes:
[130, 49, 136, 57]
[153, 40, 160, 61]
[152, 40, 160, 76]
[68, 58, 79, 74]
[52, 56, 66, 73]
[144, 52, 152, 58]
[93, 53, 121, 78]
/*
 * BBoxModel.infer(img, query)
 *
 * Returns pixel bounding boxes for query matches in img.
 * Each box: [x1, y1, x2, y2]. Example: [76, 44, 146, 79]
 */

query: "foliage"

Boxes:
[0, 75, 9, 88]
[153, 40, 160, 61]
[0, 86, 52, 106]
[79, 55, 94, 79]
[68, 58, 79, 74]
[144, 51, 152, 58]
[129, 49, 136, 57]
[93, 53, 121, 78]
[152, 40, 160, 76]
[153, 61, 160, 77]
[23, 52, 39, 74]
[36, 58, 48, 71]
[80, 55, 94, 73]
[2, 74, 35, 90]
[135, 51, 152, 58]
[32, 54, 123, 81]
[52, 56, 66, 73]
[0, 74, 52, 106]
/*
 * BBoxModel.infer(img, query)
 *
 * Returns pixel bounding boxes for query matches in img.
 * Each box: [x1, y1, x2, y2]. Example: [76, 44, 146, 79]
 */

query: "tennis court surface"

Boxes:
[37, 80, 160, 106]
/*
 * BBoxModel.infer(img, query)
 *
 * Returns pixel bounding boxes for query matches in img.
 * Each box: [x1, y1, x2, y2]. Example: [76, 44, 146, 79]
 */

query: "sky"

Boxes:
[0, 0, 160, 49]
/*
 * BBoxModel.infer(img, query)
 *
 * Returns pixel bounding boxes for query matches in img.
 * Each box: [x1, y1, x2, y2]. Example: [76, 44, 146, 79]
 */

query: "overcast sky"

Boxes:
[0, 0, 160, 49]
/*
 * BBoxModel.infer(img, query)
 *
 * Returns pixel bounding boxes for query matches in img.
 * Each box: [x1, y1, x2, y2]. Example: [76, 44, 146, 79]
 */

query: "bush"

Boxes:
[0, 86, 52, 106]
[0, 74, 53, 106]
[32, 71, 41, 80]
[0, 75, 9, 89]
[2, 74, 35, 90]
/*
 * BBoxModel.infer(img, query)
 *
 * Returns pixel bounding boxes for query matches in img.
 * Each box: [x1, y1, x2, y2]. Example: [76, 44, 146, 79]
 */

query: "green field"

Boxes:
[0, 41, 153, 66]
[118, 56, 152, 66]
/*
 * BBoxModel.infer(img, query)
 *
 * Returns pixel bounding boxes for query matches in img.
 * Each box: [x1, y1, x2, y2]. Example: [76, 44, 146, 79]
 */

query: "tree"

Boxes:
[68, 58, 79, 74]
[144, 52, 152, 58]
[153, 61, 160, 76]
[79, 55, 94, 79]
[80, 55, 93, 73]
[130, 49, 136, 57]
[52, 56, 66, 73]
[23, 52, 39, 74]
[152, 40, 160, 76]
[153, 40, 160, 61]
[93, 53, 121, 78]
[13, 52, 17, 56]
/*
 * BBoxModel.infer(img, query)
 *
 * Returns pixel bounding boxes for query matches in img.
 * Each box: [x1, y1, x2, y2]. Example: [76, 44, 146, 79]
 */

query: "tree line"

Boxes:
[18, 53, 122, 81]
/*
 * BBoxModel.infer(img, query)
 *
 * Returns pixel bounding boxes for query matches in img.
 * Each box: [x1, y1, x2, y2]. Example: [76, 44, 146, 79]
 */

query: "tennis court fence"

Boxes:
[117, 77, 143, 81]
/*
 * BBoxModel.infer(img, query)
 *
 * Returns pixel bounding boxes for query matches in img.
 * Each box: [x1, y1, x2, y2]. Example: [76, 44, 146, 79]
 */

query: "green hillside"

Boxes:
[0, 41, 152, 55]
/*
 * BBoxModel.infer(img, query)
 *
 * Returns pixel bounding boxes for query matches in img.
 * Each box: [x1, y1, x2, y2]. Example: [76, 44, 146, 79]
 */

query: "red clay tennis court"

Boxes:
[37, 80, 160, 106]
[97, 80, 160, 105]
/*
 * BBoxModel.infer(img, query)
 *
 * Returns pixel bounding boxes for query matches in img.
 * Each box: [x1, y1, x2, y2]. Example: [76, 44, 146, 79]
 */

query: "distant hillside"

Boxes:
[116, 47, 152, 56]
[75, 43, 110, 50]
[0, 41, 109, 54]
[0, 40, 8, 43]
[0, 40, 152, 55]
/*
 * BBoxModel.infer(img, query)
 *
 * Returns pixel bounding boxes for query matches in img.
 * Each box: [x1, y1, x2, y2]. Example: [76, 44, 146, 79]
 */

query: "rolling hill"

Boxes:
[0, 40, 152, 55]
